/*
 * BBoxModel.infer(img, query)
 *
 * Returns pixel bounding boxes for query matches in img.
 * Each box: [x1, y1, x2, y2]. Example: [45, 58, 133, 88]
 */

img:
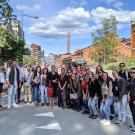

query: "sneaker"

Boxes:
[114, 120, 121, 124]
[41, 103, 44, 106]
[128, 125, 133, 130]
[12, 103, 19, 107]
[131, 129, 135, 134]
[0, 104, 3, 109]
[89, 114, 93, 118]
[118, 122, 126, 127]
[100, 119, 106, 124]
[91, 115, 97, 119]
[102, 120, 111, 126]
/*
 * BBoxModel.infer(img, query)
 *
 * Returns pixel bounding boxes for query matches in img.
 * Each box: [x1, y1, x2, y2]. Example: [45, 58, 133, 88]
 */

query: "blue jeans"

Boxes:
[100, 96, 114, 120]
[88, 97, 98, 115]
[40, 85, 48, 104]
[33, 85, 40, 102]
[8, 83, 18, 108]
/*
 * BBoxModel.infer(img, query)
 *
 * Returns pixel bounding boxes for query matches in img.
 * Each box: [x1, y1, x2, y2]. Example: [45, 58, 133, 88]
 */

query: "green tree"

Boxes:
[23, 55, 36, 65]
[92, 16, 119, 64]
[0, 0, 14, 21]
[0, 27, 26, 61]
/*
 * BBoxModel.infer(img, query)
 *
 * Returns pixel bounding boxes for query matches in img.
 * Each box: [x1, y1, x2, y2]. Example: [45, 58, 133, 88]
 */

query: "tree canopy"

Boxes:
[92, 16, 119, 64]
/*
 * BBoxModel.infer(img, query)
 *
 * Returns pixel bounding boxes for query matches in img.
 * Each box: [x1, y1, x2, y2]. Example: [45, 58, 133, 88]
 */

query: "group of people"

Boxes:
[0, 59, 135, 133]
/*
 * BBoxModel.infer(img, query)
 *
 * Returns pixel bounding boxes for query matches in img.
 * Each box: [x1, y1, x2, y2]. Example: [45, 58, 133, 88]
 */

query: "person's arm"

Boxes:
[108, 81, 113, 97]
[6, 68, 11, 86]
[86, 84, 89, 97]
[58, 81, 62, 90]
[62, 80, 67, 90]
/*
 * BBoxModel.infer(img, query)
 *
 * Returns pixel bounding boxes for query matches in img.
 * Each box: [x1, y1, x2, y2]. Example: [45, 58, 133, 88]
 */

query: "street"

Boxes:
[0, 96, 133, 135]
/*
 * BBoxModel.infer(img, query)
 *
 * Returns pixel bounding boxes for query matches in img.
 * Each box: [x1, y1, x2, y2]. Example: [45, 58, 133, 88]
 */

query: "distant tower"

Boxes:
[67, 32, 70, 54]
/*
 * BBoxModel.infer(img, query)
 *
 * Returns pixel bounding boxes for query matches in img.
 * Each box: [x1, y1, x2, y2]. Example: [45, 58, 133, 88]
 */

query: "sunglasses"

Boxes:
[120, 65, 125, 67]
[80, 76, 84, 78]
[130, 72, 135, 74]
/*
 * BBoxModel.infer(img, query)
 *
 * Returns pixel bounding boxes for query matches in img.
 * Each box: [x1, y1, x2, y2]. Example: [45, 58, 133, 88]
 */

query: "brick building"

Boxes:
[75, 22, 135, 64]
[31, 43, 41, 64]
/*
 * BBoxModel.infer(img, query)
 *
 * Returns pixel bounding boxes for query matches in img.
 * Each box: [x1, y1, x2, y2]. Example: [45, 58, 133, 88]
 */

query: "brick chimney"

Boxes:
[131, 21, 135, 48]
[67, 32, 70, 54]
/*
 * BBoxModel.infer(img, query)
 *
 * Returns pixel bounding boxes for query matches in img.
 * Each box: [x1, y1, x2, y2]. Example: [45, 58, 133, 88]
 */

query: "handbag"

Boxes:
[70, 94, 77, 99]
[47, 87, 54, 97]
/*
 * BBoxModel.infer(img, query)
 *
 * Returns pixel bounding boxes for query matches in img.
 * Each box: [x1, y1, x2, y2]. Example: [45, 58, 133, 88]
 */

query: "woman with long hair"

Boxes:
[48, 65, 59, 108]
[31, 66, 41, 106]
[100, 72, 114, 126]
[40, 68, 48, 106]
[70, 73, 80, 111]
[88, 71, 100, 119]
[58, 68, 67, 108]
[80, 73, 89, 114]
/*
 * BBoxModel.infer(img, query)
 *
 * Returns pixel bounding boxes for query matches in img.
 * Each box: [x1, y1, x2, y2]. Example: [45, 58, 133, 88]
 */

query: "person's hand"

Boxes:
[52, 80, 56, 83]
[133, 100, 135, 105]
[128, 96, 130, 102]
[8, 83, 12, 88]
[83, 95, 86, 100]
[19, 83, 22, 88]
[93, 96, 97, 100]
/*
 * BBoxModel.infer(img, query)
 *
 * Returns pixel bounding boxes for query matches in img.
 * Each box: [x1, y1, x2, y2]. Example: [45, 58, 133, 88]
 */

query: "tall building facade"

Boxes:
[31, 43, 41, 64]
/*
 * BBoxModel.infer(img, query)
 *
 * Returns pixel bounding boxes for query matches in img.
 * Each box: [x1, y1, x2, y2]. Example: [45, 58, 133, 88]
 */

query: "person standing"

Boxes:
[17, 60, 24, 103]
[40, 68, 48, 106]
[66, 69, 72, 108]
[88, 71, 100, 119]
[23, 64, 32, 104]
[119, 63, 130, 81]
[48, 65, 59, 108]
[100, 72, 114, 126]
[58, 68, 67, 108]
[31, 66, 41, 106]
[112, 70, 128, 126]
[128, 68, 135, 133]
[6, 59, 21, 109]
[0, 62, 5, 109]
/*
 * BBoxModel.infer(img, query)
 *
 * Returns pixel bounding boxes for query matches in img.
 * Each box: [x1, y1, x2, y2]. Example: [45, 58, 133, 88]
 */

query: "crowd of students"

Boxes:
[0, 59, 135, 133]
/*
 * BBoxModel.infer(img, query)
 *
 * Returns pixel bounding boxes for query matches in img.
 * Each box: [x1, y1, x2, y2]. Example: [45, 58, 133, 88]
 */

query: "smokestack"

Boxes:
[67, 32, 70, 54]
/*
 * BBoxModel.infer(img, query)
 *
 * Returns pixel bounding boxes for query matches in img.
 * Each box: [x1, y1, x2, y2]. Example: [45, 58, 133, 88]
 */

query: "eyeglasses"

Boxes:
[130, 71, 135, 74]
[120, 65, 125, 67]
[80, 76, 84, 78]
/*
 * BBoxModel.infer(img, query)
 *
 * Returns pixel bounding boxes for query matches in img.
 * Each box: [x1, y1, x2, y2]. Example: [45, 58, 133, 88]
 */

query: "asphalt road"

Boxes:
[0, 98, 133, 135]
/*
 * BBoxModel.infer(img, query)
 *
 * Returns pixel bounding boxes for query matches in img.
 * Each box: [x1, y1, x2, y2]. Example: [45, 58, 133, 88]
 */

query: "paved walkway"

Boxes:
[0, 100, 133, 135]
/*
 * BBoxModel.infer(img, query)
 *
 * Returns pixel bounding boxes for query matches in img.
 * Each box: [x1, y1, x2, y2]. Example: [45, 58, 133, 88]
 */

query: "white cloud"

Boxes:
[90, 7, 135, 31]
[70, 0, 88, 7]
[16, 4, 42, 13]
[113, 1, 124, 9]
[28, 7, 90, 38]
[100, 0, 123, 9]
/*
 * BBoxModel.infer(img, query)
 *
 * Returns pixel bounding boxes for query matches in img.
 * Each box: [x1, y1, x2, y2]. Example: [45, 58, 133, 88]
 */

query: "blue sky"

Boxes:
[9, 0, 135, 54]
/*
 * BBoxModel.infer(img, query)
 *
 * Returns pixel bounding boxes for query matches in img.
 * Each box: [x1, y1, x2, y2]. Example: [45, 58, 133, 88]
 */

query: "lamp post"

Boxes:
[21, 14, 39, 31]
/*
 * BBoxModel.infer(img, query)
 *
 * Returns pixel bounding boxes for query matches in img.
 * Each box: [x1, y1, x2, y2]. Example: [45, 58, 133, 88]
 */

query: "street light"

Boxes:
[21, 14, 39, 30]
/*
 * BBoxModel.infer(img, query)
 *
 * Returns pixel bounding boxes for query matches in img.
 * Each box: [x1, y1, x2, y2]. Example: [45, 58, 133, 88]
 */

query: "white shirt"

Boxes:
[0, 71, 5, 83]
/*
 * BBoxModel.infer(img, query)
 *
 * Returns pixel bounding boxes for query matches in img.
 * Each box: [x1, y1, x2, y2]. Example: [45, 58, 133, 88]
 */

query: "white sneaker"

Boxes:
[102, 120, 111, 126]
[100, 119, 106, 124]
[12, 103, 19, 107]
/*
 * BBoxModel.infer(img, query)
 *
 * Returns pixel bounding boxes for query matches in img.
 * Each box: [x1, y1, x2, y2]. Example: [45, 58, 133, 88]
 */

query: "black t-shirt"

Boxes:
[58, 74, 67, 88]
[128, 79, 135, 102]
[48, 72, 59, 88]
[89, 79, 101, 98]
